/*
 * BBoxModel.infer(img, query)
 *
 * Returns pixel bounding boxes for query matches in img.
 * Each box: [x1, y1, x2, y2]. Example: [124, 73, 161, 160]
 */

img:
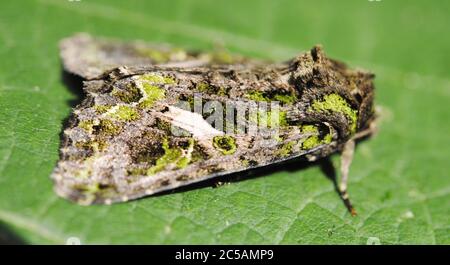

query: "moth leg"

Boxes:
[340, 115, 377, 216]
[214, 181, 226, 188]
[340, 139, 357, 216]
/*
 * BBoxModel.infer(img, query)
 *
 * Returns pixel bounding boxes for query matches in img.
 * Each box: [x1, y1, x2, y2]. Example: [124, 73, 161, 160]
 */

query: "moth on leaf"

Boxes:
[53, 33, 376, 215]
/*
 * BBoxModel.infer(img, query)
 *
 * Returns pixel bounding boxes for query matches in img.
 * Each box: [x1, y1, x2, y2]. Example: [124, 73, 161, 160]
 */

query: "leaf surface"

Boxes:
[0, 0, 448, 244]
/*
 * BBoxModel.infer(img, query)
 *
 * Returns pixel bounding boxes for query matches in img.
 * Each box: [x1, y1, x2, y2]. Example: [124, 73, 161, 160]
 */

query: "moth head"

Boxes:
[291, 46, 376, 136]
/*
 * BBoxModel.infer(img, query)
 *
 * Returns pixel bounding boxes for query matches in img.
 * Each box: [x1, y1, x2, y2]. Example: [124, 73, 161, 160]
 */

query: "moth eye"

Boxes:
[353, 91, 363, 104]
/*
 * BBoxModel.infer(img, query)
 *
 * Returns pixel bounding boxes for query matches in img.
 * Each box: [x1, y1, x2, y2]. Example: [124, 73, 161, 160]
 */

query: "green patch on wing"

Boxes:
[212, 135, 237, 155]
[108, 105, 140, 121]
[137, 74, 175, 108]
[147, 138, 194, 175]
[311, 94, 358, 133]
[300, 124, 332, 150]
[245, 90, 297, 104]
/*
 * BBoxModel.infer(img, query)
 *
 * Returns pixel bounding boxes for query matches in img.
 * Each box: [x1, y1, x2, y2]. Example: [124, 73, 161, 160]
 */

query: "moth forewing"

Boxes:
[53, 34, 376, 213]
[59, 33, 256, 80]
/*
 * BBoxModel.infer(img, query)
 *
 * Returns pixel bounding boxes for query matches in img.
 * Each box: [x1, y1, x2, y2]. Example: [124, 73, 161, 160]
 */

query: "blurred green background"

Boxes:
[0, 0, 449, 244]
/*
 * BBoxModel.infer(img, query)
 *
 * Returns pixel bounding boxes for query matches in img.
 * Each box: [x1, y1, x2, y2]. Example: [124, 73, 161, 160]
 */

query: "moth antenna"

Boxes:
[340, 139, 357, 216]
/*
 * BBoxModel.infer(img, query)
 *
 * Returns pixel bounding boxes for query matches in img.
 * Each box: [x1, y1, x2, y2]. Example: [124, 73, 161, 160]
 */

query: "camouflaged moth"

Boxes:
[52, 33, 376, 215]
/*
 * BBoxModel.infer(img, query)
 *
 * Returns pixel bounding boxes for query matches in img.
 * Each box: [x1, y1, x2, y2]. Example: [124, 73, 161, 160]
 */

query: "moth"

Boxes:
[53, 33, 376, 215]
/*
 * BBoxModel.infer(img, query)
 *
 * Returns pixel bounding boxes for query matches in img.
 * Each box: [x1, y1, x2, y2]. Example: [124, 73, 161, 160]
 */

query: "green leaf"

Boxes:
[0, 0, 449, 244]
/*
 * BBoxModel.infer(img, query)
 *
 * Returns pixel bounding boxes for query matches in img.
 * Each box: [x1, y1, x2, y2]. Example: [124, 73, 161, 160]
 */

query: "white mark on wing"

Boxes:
[162, 106, 224, 138]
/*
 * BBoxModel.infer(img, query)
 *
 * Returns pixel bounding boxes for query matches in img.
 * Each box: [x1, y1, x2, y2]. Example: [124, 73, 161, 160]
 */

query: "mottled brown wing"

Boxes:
[60, 33, 251, 80]
[53, 40, 375, 205]
[51, 66, 334, 205]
